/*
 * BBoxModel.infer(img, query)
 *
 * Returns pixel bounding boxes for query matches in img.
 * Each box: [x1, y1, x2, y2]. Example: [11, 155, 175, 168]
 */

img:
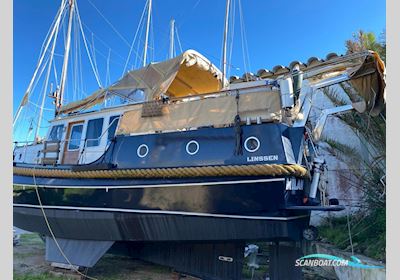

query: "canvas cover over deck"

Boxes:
[116, 89, 282, 135]
[58, 50, 227, 114]
[57, 49, 385, 136]
[115, 51, 385, 136]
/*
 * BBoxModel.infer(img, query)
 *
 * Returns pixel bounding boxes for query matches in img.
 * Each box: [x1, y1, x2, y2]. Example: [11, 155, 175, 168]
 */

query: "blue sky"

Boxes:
[13, 0, 385, 140]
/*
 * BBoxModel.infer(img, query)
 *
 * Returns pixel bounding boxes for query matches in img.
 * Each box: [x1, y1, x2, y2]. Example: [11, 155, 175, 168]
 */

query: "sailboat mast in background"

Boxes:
[169, 19, 175, 59]
[143, 0, 152, 67]
[221, 0, 231, 86]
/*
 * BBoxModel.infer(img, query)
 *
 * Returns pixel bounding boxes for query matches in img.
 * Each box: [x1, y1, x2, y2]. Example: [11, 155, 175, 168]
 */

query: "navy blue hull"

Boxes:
[13, 175, 309, 242]
[14, 206, 309, 242]
[14, 123, 305, 171]
[13, 123, 310, 242]
[14, 176, 301, 216]
[108, 123, 304, 168]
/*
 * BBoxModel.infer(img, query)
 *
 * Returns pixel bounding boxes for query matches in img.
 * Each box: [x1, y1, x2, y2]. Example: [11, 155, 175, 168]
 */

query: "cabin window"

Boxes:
[244, 136, 260, 153]
[68, 124, 83, 151]
[186, 140, 200, 155]
[108, 115, 120, 142]
[48, 125, 64, 141]
[86, 118, 104, 147]
[137, 144, 149, 158]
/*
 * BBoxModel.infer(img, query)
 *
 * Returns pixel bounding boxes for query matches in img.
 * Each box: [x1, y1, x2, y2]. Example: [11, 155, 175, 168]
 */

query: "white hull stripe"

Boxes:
[13, 203, 308, 221]
[13, 178, 285, 189]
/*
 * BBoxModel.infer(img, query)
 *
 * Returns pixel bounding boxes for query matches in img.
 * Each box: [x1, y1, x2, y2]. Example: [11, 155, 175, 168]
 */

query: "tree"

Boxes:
[345, 30, 386, 62]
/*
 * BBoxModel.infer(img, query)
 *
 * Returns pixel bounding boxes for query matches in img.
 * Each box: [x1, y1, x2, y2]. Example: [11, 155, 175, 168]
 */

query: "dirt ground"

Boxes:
[13, 233, 200, 280]
[14, 233, 313, 280]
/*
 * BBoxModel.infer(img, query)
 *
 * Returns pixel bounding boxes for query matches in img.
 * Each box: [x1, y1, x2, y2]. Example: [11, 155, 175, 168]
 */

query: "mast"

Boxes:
[169, 19, 175, 59]
[143, 0, 152, 67]
[57, 0, 75, 113]
[221, 0, 231, 87]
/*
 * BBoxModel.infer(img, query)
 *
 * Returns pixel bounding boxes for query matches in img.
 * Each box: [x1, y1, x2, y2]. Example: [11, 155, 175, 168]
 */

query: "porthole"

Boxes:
[186, 140, 199, 155]
[244, 136, 260, 153]
[137, 144, 149, 158]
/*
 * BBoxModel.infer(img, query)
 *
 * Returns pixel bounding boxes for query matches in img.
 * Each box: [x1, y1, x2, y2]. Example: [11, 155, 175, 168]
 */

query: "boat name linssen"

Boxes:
[246, 155, 279, 162]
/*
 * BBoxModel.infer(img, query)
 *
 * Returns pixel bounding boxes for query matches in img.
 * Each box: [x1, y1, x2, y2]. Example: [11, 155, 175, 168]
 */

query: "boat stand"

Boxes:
[268, 241, 303, 280]
[45, 238, 305, 279]
[110, 240, 304, 280]
[112, 241, 245, 280]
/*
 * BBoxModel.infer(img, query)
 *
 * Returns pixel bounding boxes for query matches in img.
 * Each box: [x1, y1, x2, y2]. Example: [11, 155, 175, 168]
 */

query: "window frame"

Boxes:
[85, 118, 104, 148]
[67, 124, 84, 151]
[107, 115, 120, 142]
[48, 124, 64, 142]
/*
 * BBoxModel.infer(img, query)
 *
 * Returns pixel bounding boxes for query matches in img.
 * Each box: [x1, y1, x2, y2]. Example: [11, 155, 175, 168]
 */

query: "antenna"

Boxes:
[222, 0, 231, 87]
[143, 0, 152, 67]
[169, 19, 175, 59]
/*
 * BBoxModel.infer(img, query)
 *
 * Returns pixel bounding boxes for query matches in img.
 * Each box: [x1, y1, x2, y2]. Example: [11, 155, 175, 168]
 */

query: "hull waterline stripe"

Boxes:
[13, 204, 309, 221]
[13, 178, 285, 189]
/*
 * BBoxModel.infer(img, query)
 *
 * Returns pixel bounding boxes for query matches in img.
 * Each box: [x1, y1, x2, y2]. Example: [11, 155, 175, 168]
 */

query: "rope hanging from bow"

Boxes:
[234, 90, 243, 155]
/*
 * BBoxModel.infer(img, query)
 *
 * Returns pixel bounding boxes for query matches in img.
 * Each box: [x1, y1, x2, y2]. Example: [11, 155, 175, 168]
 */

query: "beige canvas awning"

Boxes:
[59, 50, 227, 114]
[116, 89, 282, 136]
[304, 51, 385, 116]
[346, 51, 386, 116]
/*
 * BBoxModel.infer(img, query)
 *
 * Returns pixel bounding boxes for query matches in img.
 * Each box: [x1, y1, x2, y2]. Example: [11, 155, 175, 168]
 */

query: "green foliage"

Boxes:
[13, 273, 72, 280]
[318, 29, 386, 261]
[318, 209, 386, 261]
[345, 29, 386, 62]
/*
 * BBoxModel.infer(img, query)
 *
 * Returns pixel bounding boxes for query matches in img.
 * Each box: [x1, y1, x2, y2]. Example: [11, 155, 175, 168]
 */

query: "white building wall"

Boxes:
[308, 86, 365, 225]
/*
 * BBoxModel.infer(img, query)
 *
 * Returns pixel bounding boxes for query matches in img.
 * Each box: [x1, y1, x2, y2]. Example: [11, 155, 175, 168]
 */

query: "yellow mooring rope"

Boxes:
[14, 163, 308, 179]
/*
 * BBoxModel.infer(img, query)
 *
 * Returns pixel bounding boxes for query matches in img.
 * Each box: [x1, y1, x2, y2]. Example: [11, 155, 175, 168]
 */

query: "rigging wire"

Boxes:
[164, 29, 239, 71]
[227, 0, 236, 78]
[37, 0, 67, 65]
[122, 0, 149, 76]
[90, 32, 102, 86]
[134, 14, 147, 70]
[173, 0, 202, 30]
[75, 3, 102, 88]
[144, 0, 202, 62]
[81, 21, 127, 63]
[13, 0, 68, 128]
[104, 48, 111, 107]
[53, 55, 59, 88]
[28, 101, 54, 111]
[35, 10, 62, 139]
[87, 0, 131, 48]
[106, 48, 111, 86]
[238, 0, 251, 76]
[175, 26, 183, 54]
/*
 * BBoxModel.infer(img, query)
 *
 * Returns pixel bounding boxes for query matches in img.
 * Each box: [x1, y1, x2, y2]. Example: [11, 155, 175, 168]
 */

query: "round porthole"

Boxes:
[244, 136, 260, 153]
[137, 144, 149, 158]
[186, 140, 199, 155]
